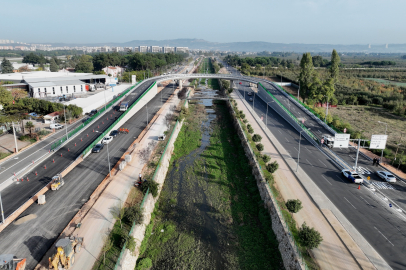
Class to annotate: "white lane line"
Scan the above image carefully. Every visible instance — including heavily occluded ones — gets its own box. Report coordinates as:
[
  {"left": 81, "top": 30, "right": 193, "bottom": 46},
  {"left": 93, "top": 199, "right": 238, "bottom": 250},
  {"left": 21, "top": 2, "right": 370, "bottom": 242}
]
[
  {"left": 336, "top": 175, "right": 345, "bottom": 183},
  {"left": 374, "top": 227, "right": 395, "bottom": 246},
  {"left": 306, "top": 159, "right": 313, "bottom": 167},
  {"left": 359, "top": 196, "right": 371, "bottom": 206},
  {"left": 305, "top": 147, "right": 311, "bottom": 153},
  {"left": 278, "top": 130, "right": 282, "bottom": 134},
  {"left": 318, "top": 130, "right": 322, "bottom": 133},
  {"left": 285, "top": 137, "right": 289, "bottom": 142},
  {"left": 349, "top": 155, "right": 355, "bottom": 160},
  {"left": 318, "top": 159, "right": 327, "bottom": 167},
  {"left": 321, "top": 175, "right": 332, "bottom": 185},
  {"left": 344, "top": 197, "right": 357, "bottom": 209},
  {"left": 294, "top": 147, "right": 298, "bottom": 152}
]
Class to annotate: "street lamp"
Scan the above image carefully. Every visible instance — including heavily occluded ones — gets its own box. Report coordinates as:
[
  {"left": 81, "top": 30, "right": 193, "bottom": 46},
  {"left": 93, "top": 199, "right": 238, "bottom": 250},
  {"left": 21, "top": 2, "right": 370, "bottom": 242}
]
[
  {"left": 296, "top": 128, "right": 310, "bottom": 172},
  {"left": 298, "top": 81, "right": 300, "bottom": 101},
  {"left": 253, "top": 91, "right": 256, "bottom": 112},
  {"left": 106, "top": 142, "right": 111, "bottom": 177},
  {"left": 63, "top": 104, "right": 68, "bottom": 139},
  {"left": 0, "top": 192, "right": 4, "bottom": 224},
  {"left": 378, "top": 121, "right": 388, "bottom": 161},
  {"left": 11, "top": 122, "right": 18, "bottom": 153},
  {"left": 266, "top": 101, "right": 274, "bottom": 126}
]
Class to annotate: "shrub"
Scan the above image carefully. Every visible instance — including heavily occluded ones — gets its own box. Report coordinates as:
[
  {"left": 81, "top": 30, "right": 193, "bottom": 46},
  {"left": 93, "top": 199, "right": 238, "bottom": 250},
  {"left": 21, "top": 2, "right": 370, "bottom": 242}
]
[
  {"left": 240, "top": 113, "right": 246, "bottom": 119},
  {"left": 142, "top": 180, "right": 159, "bottom": 197},
  {"left": 124, "top": 205, "right": 144, "bottom": 224},
  {"left": 266, "top": 161, "right": 279, "bottom": 173},
  {"left": 243, "top": 119, "right": 248, "bottom": 123},
  {"left": 286, "top": 199, "right": 303, "bottom": 213},
  {"left": 256, "top": 143, "right": 264, "bottom": 151},
  {"left": 298, "top": 222, "right": 323, "bottom": 249},
  {"left": 228, "top": 88, "right": 233, "bottom": 93},
  {"left": 252, "top": 134, "right": 262, "bottom": 142},
  {"left": 136, "top": 258, "right": 152, "bottom": 270},
  {"left": 262, "top": 154, "right": 271, "bottom": 163},
  {"left": 19, "top": 135, "right": 30, "bottom": 141},
  {"left": 248, "top": 126, "right": 254, "bottom": 134}
]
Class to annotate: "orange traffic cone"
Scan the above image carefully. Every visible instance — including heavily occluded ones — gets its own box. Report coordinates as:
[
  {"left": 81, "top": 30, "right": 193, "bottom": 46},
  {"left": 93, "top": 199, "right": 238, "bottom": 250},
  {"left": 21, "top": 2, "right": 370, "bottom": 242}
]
[{"left": 358, "top": 185, "right": 361, "bottom": 190}]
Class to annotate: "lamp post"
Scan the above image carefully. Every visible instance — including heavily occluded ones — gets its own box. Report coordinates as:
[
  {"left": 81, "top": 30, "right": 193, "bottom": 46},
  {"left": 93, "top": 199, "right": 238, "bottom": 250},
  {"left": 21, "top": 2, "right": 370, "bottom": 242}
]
[
  {"left": 378, "top": 121, "right": 388, "bottom": 161},
  {"left": 0, "top": 192, "right": 4, "bottom": 224},
  {"left": 106, "top": 142, "right": 111, "bottom": 177},
  {"left": 296, "top": 129, "right": 310, "bottom": 172},
  {"left": 298, "top": 81, "right": 300, "bottom": 101},
  {"left": 63, "top": 105, "right": 68, "bottom": 139},
  {"left": 12, "top": 122, "right": 18, "bottom": 153},
  {"left": 253, "top": 92, "right": 256, "bottom": 112},
  {"left": 266, "top": 101, "right": 273, "bottom": 126}
]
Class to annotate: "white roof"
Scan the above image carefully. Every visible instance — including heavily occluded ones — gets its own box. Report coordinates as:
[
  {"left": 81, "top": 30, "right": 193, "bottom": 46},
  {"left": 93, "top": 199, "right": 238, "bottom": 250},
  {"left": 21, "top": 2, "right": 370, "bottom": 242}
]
[
  {"left": 29, "top": 79, "right": 84, "bottom": 87},
  {"left": 0, "top": 71, "right": 107, "bottom": 82}
]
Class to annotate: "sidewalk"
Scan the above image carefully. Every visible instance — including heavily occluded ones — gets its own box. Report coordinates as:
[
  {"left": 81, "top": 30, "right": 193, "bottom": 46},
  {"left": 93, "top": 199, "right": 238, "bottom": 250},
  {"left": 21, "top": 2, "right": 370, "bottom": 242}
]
[
  {"left": 230, "top": 90, "right": 361, "bottom": 270},
  {"left": 61, "top": 88, "right": 182, "bottom": 270}
]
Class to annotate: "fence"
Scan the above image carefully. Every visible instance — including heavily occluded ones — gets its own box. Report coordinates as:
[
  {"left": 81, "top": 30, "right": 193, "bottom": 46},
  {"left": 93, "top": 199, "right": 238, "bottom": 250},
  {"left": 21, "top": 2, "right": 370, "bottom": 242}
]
[
  {"left": 50, "top": 81, "right": 144, "bottom": 151},
  {"left": 258, "top": 82, "right": 318, "bottom": 142},
  {"left": 81, "top": 81, "right": 156, "bottom": 157}
]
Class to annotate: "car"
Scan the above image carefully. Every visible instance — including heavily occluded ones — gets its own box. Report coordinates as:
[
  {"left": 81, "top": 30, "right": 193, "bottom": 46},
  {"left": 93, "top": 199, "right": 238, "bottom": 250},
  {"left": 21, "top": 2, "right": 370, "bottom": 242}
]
[
  {"left": 249, "top": 98, "right": 253, "bottom": 102},
  {"left": 247, "top": 92, "right": 253, "bottom": 96},
  {"left": 239, "top": 82, "right": 242, "bottom": 85},
  {"left": 341, "top": 169, "right": 363, "bottom": 184},
  {"left": 376, "top": 171, "right": 396, "bottom": 183},
  {"left": 50, "top": 123, "right": 64, "bottom": 130},
  {"left": 89, "top": 109, "right": 98, "bottom": 116},
  {"left": 92, "top": 144, "right": 104, "bottom": 153},
  {"left": 82, "top": 117, "right": 90, "bottom": 123},
  {"left": 110, "top": 130, "right": 119, "bottom": 137},
  {"left": 102, "top": 136, "right": 113, "bottom": 144}
]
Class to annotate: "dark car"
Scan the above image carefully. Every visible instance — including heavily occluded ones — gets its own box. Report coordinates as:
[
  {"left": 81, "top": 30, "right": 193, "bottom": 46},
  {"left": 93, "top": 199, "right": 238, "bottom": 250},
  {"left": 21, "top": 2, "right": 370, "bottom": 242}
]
[
  {"left": 110, "top": 130, "right": 119, "bottom": 137},
  {"left": 89, "top": 109, "right": 98, "bottom": 117},
  {"left": 92, "top": 144, "right": 104, "bottom": 153}
]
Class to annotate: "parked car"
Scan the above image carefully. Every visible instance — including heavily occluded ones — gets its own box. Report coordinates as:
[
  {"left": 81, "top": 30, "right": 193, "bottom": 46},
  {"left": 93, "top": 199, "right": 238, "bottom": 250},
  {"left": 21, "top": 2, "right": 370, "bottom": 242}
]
[
  {"left": 249, "top": 98, "right": 253, "bottom": 102},
  {"left": 89, "top": 109, "right": 98, "bottom": 117},
  {"left": 376, "top": 171, "right": 396, "bottom": 183},
  {"left": 110, "top": 130, "right": 119, "bottom": 137},
  {"left": 92, "top": 144, "right": 104, "bottom": 153},
  {"left": 102, "top": 136, "right": 113, "bottom": 144},
  {"left": 247, "top": 92, "right": 253, "bottom": 96},
  {"left": 82, "top": 117, "right": 90, "bottom": 123},
  {"left": 50, "top": 123, "right": 64, "bottom": 130},
  {"left": 341, "top": 169, "right": 363, "bottom": 184}
]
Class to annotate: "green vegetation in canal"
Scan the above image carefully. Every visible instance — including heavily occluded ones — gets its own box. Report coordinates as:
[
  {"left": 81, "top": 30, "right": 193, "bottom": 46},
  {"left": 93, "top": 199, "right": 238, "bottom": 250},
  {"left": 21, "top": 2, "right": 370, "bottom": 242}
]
[{"left": 138, "top": 101, "right": 283, "bottom": 269}]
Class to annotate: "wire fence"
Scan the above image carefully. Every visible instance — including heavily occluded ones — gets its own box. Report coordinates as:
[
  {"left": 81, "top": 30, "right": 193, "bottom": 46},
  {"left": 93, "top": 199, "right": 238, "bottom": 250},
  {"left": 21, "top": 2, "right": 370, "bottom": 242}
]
[
  {"left": 50, "top": 81, "right": 144, "bottom": 151},
  {"left": 81, "top": 82, "right": 156, "bottom": 157}
]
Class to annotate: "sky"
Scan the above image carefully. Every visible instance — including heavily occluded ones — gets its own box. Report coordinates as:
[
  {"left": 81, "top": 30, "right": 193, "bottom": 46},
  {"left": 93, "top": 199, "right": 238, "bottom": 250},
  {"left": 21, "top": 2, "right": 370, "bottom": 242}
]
[{"left": 0, "top": 0, "right": 404, "bottom": 45}]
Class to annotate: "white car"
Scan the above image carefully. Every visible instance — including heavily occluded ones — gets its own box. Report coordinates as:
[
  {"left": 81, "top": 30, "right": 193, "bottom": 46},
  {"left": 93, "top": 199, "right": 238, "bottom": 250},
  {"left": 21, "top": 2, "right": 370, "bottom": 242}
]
[
  {"left": 102, "top": 136, "right": 113, "bottom": 144},
  {"left": 376, "top": 171, "right": 396, "bottom": 183},
  {"left": 50, "top": 123, "right": 64, "bottom": 130}
]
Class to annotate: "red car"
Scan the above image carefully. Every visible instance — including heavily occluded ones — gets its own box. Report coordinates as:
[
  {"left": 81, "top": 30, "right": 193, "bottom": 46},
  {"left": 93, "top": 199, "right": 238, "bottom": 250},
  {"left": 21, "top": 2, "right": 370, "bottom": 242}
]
[{"left": 239, "top": 82, "right": 242, "bottom": 84}]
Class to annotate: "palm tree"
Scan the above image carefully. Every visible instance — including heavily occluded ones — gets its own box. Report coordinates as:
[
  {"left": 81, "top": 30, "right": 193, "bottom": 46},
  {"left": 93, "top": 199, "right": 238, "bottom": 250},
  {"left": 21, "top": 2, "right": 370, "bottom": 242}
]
[{"left": 25, "top": 121, "right": 34, "bottom": 134}]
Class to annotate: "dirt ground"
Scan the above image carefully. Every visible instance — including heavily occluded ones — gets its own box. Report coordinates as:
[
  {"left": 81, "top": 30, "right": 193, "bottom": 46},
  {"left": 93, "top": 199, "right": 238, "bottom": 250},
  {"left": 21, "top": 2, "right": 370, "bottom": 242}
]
[{"left": 0, "top": 134, "right": 31, "bottom": 153}]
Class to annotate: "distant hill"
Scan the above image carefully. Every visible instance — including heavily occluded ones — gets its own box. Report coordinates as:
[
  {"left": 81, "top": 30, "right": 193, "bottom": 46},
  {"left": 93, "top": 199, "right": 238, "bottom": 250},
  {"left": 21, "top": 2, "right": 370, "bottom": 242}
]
[{"left": 48, "top": 39, "right": 406, "bottom": 53}]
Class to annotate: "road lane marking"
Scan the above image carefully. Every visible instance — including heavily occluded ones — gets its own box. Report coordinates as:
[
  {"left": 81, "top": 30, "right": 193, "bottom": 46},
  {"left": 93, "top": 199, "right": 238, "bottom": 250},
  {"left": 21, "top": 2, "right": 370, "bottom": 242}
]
[
  {"left": 285, "top": 137, "right": 289, "bottom": 142},
  {"left": 359, "top": 196, "right": 371, "bottom": 206},
  {"left": 278, "top": 130, "right": 282, "bottom": 134},
  {"left": 374, "top": 227, "right": 395, "bottom": 246},
  {"left": 349, "top": 155, "right": 355, "bottom": 160},
  {"left": 294, "top": 147, "right": 298, "bottom": 152},
  {"left": 335, "top": 175, "right": 345, "bottom": 183},
  {"left": 306, "top": 159, "right": 313, "bottom": 166},
  {"left": 321, "top": 175, "right": 332, "bottom": 185},
  {"left": 344, "top": 197, "right": 356, "bottom": 209},
  {"left": 318, "top": 159, "right": 327, "bottom": 167},
  {"left": 305, "top": 147, "right": 311, "bottom": 153},
  {"left": 318, "top": 130, "right": 322, "bottom": 133}
]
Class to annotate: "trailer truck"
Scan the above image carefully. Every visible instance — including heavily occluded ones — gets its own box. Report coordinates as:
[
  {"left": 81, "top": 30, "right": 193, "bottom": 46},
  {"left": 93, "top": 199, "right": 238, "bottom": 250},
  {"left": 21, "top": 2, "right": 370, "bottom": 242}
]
[{"left": 120, "top": 102, "right": 129, "bottom": 111}]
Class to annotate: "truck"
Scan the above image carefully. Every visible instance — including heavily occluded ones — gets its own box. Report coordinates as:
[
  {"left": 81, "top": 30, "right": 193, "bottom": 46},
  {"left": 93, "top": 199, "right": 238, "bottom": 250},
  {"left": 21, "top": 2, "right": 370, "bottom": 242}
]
[
  {"left": 120, "top": 102, "right": 129, "bottom": 112},
  {"left": 341, "top": 169, "right": 364, "bottom": 184},
  {"left": 49, "top": 236, "right": 83, "bottom": 269},
  {"left": 322, "top": 134, "right": 335, "bottom": 148},
  {"left": 51, "top": 174, "right": 65, "bottom": 191},
  {"left": 0, "top": 254, "right": 26, "bottom": 270}
]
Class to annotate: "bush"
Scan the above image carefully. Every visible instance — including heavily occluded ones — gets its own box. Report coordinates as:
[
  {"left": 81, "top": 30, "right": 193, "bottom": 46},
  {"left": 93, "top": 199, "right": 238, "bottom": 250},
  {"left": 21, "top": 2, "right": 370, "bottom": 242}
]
[
  {"left": 248, "top": 126, "right": 254, "bottom": 134},
  {"left": 285, "top": 199, "right": 303, "bottom": 213},
  {"left": 136, "top": 258, "right": 152, "bottom": 270},
  {"left": 256, "top": 143, "right": 264, "bottom": 151},
  {"left": 19, "top": 135, "right": 30, "bottom": 141},
  {"left": 252, "top": 134, "right": 262, "bottom": 142},
  {"left": 262, "top": 154, "right": 271, "bottom": 163},
  {"left": 298, "top": 222, "right": 323, "bottom": 249},
  {"left": 142, "top": 180, "right": 159, "bottom": 197},
  {"left": 266, "top": 161, "right": 279, "bottom": 173},
  {"left": 124, "top": 205, "right": 144, "bottom": 225}
]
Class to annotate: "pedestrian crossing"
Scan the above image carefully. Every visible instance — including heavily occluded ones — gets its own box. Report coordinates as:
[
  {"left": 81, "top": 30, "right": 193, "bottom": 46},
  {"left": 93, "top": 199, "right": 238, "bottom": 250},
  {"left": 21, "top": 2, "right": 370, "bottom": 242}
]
[{"left": 371, "top": 181, "right": 395, "bottom": 190}]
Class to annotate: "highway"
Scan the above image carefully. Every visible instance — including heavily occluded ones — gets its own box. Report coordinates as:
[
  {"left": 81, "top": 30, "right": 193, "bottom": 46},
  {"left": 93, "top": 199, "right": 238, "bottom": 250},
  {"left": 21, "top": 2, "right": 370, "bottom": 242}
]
[
  {"left": 221, "top": 63, "right": 406, "bottom": 269},
  {"left": 0, "top": 82, "right": 177, "bottom": 269}
]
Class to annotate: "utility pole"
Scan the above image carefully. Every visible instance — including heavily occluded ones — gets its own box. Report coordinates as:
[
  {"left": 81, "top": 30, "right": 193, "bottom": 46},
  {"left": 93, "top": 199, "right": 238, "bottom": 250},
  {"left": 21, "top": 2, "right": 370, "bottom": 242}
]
[
  {"left": 378, "top": 121, "right": 388, "bottom": 162},
  {"left": 253, "top": 92, "right": 256, "bottom": 112},
  {"left": 266, "top": 101, "right": 273, "bottom": 126},
  {"left": 296, "top": 129, "right": 310, "bottom": 172},
  {"left": 298, "top": 81, "right": 300, "bottom": 101},
  {"left": 354, "top": 138, "right": 361, "bottom": 170},
  {"left": 106, "top": 142, "right": 111, "bottom": 177},
  {"left": 63, "top": 105, "right": 68, "bottom": 139},
  {"left": 0, "top": 193, "right": 4, "bottom": 224},
  {"left": 12, "top": 122, "right": 18, "bottom": 153}
]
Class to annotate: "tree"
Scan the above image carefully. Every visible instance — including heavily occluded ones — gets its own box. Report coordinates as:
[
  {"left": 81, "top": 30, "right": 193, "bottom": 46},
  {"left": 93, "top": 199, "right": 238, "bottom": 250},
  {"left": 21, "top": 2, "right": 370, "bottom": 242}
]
[
  {"left": 22, "top": 53, "right": 40, "bottom": 65},
  {"left": 262, "top": 154, "right": 271, "bottom": 163},
  {"left": 75, "top": 55, "right": 94, "bottom": 73},
  {"left": 18, "top": 65, "right": 30, "bottom": 72},
  {"left": 111, "top": 203, "right": 126, "bottom": 229},
  {"left": 1, "top": 58, "right": 14, "bottom": 74},
  {"left": 101, "top": 236, "right": 113, "bottom": 264},
  {"left": 298, "top": 222, "right": 323, "bottom": 249},
  {"left": 25, "top": 121, "right": 34, "bottom": 134},
  {"left": 266, "top": 161, "right": 279, "bottom": 173},
  {"left": 286, "top": 199, "right": 303, "bottom": 213},
  {"left": 49, "top": 59, "right": 59, "bottom": 72},
  {"left": 329, "top": 49, "right": 340, "bottom": 84},
  {"left": 298, "top": 53, "right": 314, "bottom": 102},
  {"left": 256, "top": 143, "right": 264, "bottom": 151},
  {"left": 252, "top": 134, "right": 262, "bottom": 142},
  {"left": 0, "top": 86, "right": 13, "bottom": 105}
]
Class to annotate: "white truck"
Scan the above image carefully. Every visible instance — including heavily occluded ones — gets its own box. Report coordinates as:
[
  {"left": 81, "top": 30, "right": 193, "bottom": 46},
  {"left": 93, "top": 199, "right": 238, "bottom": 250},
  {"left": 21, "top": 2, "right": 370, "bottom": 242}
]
[{"left": 120, "top": 102, "right": 129, "bottom": 112}]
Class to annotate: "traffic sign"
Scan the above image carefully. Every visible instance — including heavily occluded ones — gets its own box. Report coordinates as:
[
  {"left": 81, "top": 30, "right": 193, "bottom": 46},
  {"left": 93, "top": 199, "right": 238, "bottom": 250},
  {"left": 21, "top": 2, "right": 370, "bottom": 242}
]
[
  {"left": 344, "top": 128, "right": 347, "bottom": 133},
  {"left": 334, "top": 134, "right": 350, "bottom": 148},
  {"left": 389, "top": 203, "right": 392, "bottom": 208},
  {"left": 367, "top": 176, "right": 370, "bottom": 180},
  {"left": 370, "top": 135, "right": 388, "bottom": 149},
  {"left": 321, "top": 139, "right": 324, "bottom": 144}
]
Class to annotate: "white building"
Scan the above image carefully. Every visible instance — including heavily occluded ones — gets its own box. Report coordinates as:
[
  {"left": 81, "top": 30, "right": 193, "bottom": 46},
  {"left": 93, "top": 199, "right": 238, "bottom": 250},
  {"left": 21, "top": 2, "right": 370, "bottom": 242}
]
[
  {"left": 102, "top": 66, "right": 125, "bottom": 77},
  {"left": 112, "top": 47, "right": 123, "bottom": 52},
  {"left": 139, "top": 46, "right": 148, "bottom": 53},
  {"left": 124, "top": 47, "right": 133, "bottom": 53},
  {"left": 100, "top": 46, "right": 111, "bottom": 52},
  {"left": 150, "top": 46, "right": 161, "bottom": 53},
  {"left": 163, "top": 47, "right": 175, "bottom": 53},
  {"left": 175, "top": 47, "right": 189, "bottom": 53}
]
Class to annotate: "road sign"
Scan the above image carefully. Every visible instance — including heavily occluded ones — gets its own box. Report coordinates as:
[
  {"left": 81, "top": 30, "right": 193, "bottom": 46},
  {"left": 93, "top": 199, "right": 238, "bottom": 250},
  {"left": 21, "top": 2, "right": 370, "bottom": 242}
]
[
  {"left": 367, "top": 176, "right": 370, "bottom": 180},
  {"left": 109, "top": 84, "right": 116, "bottom": 87},
  {"left": 321, "top": 139, "right": 324, "bottom": 144},
  {"left": 333, "top": 134, "right": 350, "bottom": 148},
  {"left": 389, "top": 203, "right": 392, "bottom": 208},
  {"left": 370, "top": 135, "right": 388, "bottom": 149},
  {"left": 344, "top": 128, "right": 347, "bottom": 133}
]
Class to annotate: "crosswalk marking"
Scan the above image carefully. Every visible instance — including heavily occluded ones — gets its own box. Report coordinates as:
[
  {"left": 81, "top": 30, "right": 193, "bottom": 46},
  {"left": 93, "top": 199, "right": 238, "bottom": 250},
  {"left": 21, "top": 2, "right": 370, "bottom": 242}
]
[{"left": 371, "top": 182, "right": 395, "bottom": 190}]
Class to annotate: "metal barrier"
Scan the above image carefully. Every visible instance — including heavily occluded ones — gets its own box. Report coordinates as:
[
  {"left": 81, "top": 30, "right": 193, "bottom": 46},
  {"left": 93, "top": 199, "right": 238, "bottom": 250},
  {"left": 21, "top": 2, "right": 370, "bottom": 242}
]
[
  {"left": 50, "top": 81, "right": 144, "bottom": 151},
  {"left": 81, "top": 81, "right": 156, "bottom": 157}
]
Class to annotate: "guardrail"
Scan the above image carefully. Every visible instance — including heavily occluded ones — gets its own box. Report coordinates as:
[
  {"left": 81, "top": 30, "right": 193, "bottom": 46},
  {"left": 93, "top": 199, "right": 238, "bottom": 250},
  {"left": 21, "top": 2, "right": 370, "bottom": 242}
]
[
  {"left": 81, "top": 81, "right": 156, "bottom": 157},
  {"left": 50, "top": 81, "right": 144, "bottom": 151}
]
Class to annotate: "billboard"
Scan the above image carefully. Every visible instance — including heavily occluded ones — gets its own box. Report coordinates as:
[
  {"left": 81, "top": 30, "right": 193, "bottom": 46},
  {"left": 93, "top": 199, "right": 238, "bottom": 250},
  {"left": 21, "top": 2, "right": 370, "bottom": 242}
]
[
  {"left": 333, "top": 134, "right": 350, "bottom": 148},
  {"left": 369, "top": 135, "right": 388, "bottom": 149},
  {"left": 131, "top": 75, "right": 136, "bottom": 85}
]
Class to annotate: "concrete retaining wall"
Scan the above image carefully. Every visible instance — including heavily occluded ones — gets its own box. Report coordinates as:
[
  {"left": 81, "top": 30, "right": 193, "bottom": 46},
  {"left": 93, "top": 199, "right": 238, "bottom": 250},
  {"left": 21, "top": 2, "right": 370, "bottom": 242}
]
[
  {"left": 226, "top": 101, "right": 303, "bottom": 270},
  {"left": 119, "top": 118, "right": 185, "bottom": 270}
]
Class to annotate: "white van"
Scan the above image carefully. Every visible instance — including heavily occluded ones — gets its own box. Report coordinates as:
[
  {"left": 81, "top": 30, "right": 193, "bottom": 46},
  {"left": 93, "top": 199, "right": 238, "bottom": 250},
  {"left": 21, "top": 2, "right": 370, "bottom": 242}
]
[{"left": 50, "top": 123, "right": 64, "bottom": 130}]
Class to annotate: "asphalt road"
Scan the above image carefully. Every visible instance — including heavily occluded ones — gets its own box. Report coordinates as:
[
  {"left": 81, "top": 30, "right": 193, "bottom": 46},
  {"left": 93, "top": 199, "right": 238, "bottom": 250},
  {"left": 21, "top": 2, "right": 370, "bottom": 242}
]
[
  {"left": 233, "top": 77, "right": 406, "bottom": 270},
  {"left": 0, "top": 81, "right": 154, "bottom": 218},
  {"left": 0, "top": 82, "right": 176, "bottom": 269},
  {"left": 0, "top": 120, "right": 85, "bottom": 186}
]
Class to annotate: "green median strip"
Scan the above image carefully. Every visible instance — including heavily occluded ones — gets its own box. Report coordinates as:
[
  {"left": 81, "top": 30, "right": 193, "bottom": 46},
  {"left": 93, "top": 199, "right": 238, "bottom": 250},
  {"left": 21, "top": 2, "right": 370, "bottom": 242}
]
[{"left": 82, "top": 81, "right": 156, "bottom": 157}]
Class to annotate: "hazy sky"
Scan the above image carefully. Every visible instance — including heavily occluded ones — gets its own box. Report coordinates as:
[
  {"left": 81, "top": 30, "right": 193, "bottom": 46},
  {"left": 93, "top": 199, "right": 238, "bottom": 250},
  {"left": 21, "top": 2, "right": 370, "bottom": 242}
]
[{"left": 1, "top": 0, "right": 404, "bottom": 45}]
